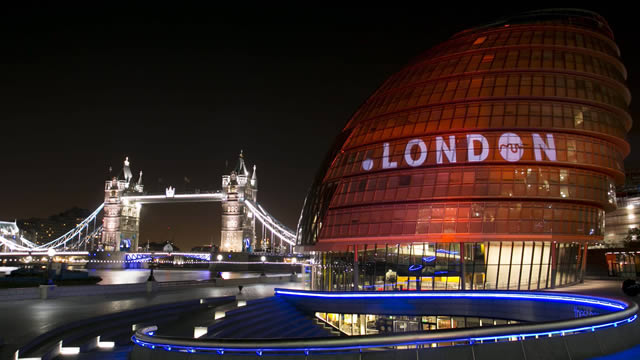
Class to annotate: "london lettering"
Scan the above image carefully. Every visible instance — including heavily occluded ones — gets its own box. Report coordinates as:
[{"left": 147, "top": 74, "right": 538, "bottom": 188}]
[{"left": 363, "top": 133, "right": 556, "bottom": 171}]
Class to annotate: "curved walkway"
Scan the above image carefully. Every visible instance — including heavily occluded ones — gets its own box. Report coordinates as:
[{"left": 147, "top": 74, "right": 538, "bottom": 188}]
[{"left": 548, "top": 280, "right": 640, "bottom": 359}]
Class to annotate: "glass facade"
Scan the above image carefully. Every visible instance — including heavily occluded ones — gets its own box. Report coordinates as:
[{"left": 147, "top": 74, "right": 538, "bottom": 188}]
[
  {"left": 311, "top": 241, "right": 585, "bottom": 291},
  {"left": 315, "top": 312, "right": 520, "bottom": 336},
  {"left": 606, "top": 251, "right": 640, "bottom": 278},
  {"left": 298, "top": 9, "right": 631, "bottom": 290}
]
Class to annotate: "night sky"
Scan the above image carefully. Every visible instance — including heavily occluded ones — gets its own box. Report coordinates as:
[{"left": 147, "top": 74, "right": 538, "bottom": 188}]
[{"left": 2, "top": 4, "right": 639, "bottom": 250}]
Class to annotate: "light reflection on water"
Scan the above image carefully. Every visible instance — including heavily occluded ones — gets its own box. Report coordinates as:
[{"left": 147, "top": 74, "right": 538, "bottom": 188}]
[{"left": 88, "top": 269, "right": 269, "bottom": 285}]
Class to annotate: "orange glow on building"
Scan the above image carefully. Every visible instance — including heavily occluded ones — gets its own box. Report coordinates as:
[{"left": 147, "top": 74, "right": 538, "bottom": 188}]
[{"left": 298, "top": 9, "right": 631, "bottom": 291}]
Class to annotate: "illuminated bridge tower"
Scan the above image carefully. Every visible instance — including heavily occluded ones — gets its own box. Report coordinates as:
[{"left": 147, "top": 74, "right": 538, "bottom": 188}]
[
  {"left": 221, "top": 151, "right": 258, "bottom": 252},
  {"left": 101, "top": 157, "right": 144, "bottom": 251}
]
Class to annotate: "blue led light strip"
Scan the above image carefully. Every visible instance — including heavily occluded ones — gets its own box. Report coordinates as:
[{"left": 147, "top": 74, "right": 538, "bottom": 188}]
[
  {"left": 131, "top": 290, "right": 635, "bottom": 355},
  {"left": 274, "top": 289, "right": 626, "bottom": 310},
  {"left": 132, "top": 314, "right": 637, "bottom": 353}
]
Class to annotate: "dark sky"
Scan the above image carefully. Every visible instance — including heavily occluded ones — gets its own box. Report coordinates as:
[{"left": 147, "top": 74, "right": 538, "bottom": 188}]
[{"left": 1, "top": 4, "right": 638, "bottom": 250}]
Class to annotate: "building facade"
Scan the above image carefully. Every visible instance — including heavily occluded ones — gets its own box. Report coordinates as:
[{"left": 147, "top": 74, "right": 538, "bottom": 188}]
[
  {"left": 17, "top": 207, "right": 92, "bottom": 246},
  {"left": 603, "top": 170, "right": 640, "bottom": 247},
  {"left": 220, "top": 151, "right": 258, "bottom": 252},
  {"left": 298, "top": 9, "right": 631, "bottom": 291}
]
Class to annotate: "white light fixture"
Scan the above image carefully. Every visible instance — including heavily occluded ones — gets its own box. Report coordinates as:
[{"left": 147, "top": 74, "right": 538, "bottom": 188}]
[
  {"left": 47, "top": 248, "right": 56, "bottom": 258},
  {"left": 98, "top": 341, "right": 114, "bottom": 349},
  {"left": 97, "top": 336, "right": 115, "bottom": 349},
  {"left": 60, "top": 346, "right": 80, "bottom": 355},
  {"left": 628, "top": 204, "right": 635, "bottom": 210},
  {"left": 216, "top": 254, "right": 223, "bottom": 261},
  {"left": 260, "top": 256, "right": 266, "bottom": 262},
  {"left": 194, "top": 327, "right": 207, "bottom": 338}
]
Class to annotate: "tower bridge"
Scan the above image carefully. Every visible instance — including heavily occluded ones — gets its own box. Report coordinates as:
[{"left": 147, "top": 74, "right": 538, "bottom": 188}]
[{"left": 0, "top": 152, "right": 296, "bottom": 255}]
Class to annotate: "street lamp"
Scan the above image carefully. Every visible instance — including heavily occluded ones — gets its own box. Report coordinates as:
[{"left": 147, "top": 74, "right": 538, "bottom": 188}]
[
  {"left": 260, "top": 256, "right": 267, "bottom": 277},
  {"left": 147, "top": 255, "right": 156, "bottom": 282},
  {"left": 46, "top": 248, "right": 56, "bottom": 285}
]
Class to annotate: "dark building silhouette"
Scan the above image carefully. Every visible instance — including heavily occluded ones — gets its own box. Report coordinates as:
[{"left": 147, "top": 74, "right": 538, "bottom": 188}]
[{"left": 19, "top": 207, "right": 93, "bottom": 245}]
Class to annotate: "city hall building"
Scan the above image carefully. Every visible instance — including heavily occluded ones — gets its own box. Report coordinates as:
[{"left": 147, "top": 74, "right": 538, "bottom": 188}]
[{"left": 297, "top": 9, "right": 631, "bottom": 291}]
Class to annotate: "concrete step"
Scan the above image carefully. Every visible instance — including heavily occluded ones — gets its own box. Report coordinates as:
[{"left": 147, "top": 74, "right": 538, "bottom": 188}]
[
  {"left": 227, "top": 306, "right": 310, "bottom": 338},
  {"left": 223, "top": 297, "right": 281, "bottom": 318},
  {"left": 20, "top": 297, "right": 233, "bottom": 360},
  {"left": 56, "top": 345, "right": 133, "bottom": 360},
  {"left": 267, "top": 315, "right": 329, "bottom": 338},
  {"left": 213, "top": 306, "right": 287, "bottom": 338},
  {"left": 205, "top": 299, "right": 285, "bottom": 335}
]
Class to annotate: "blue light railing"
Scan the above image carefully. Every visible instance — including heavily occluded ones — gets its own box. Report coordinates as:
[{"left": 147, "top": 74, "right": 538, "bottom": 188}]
[{"left": 131, "top": 290, "right": 637, "bottom": 356}]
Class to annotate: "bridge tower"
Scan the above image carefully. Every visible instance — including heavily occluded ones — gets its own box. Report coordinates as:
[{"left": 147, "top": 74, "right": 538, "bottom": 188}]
[
  {"left": 101, "top": 157, "right": 144, "bottom": 251},
  {"left": 220, "top": 151, "right": 257, "bottom": 252}
]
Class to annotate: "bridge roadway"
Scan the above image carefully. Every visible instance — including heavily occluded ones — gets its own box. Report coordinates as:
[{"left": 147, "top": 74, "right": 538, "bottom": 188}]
[{"left": 0, "top": 280, "right": 304, "bottom": 359}]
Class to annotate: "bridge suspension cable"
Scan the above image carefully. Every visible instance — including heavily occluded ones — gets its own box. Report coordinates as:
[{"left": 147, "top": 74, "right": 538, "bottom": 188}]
[
  {"left": 30, "top": 203, "right": 104, "bottom": 250},
  {"left": 0, "top": 236, "right": 33, "bottom": 251},
  {"left": 1, "top": 203, "right": 105, "bottom": 252},
  {"left": 244, "top": 199, "right": 296, "bottom": 246}
]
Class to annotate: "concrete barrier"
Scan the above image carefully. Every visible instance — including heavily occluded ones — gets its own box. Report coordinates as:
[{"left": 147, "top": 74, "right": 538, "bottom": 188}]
[
  {"left": 0, "top": 274, "right": 301, "bottom": 301},
  {"left": 39, "top": 285, "right": 57, "bottom": 299},
  {"left": 0, "top": 287, "right": 39, "bottom": 301},
  {"left": 212, "top": 274, "right": 302, "bottom": 288}
]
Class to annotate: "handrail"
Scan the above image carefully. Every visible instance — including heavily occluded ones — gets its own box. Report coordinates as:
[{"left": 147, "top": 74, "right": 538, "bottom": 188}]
[{"left": 132, "top": 291, "right": 638, "bottom": 354}]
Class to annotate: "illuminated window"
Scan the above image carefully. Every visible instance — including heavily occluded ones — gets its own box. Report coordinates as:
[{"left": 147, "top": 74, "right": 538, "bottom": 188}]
[{"left": 473, "top": 36, "right": 487, "bottom": 45}]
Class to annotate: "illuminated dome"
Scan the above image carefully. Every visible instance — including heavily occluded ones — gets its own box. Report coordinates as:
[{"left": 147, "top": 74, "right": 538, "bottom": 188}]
[{"left": 299, "top": 9, "right": 631, "bottom": 291}]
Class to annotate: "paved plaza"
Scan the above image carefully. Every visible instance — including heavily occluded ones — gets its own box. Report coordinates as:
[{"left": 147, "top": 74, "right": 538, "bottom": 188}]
[{"left": 2, "top": 279, "right": 639, "bottom": 359}]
